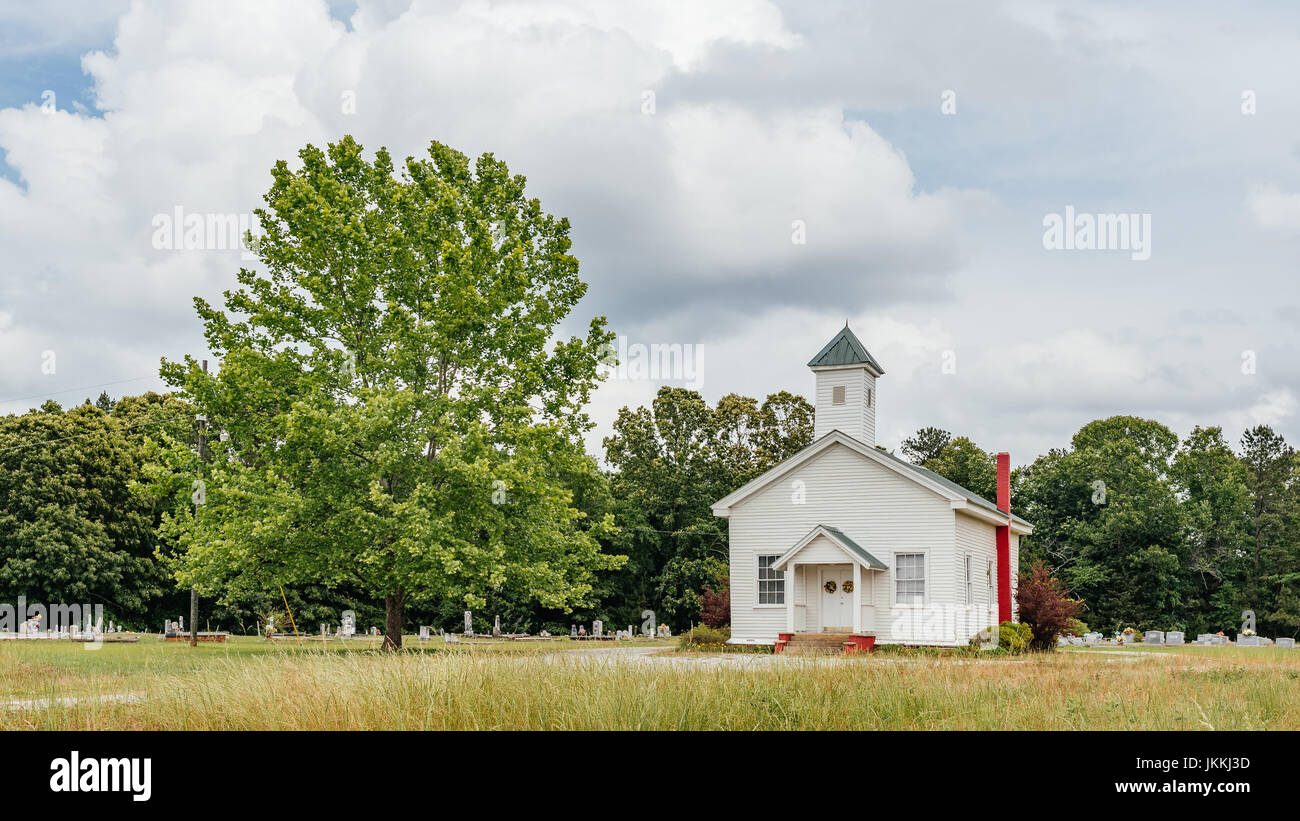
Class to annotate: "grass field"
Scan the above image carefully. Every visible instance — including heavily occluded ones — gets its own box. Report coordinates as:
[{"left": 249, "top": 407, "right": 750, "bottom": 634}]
[{"left": 3, "top": 637, "right": 1299, "bottom": 730}]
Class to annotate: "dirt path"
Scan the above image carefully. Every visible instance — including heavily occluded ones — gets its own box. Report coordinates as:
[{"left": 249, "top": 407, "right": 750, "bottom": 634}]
[{"left": 4, "top": 692, "right": 143, "bottom": 711}]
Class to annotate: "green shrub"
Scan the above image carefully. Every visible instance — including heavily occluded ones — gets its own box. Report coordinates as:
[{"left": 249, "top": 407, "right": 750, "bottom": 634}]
[
  {"left": 678, "top": 625, "right": 730, "bottom": 650},
  {"left": 993, "top": 621, "right": 1032, "bottom": 654}
]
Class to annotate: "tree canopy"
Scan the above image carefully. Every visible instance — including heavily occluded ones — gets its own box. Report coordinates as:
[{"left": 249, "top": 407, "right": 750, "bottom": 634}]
[{"left": 155, "top": 136, "right": 621, "bottom": 647}]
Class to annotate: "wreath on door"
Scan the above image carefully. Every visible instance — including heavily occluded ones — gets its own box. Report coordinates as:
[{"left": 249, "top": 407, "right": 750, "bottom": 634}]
[
  {"left": 843, "top": 580, "right": 854, "bottom": 593},
  {"left": 823, "top": 580, "right": 837, "bottom": 593}
]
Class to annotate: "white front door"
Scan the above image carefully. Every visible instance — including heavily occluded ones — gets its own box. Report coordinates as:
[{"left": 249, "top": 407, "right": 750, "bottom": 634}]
[{"left": 820, "top": 565, "right": 852, "bottom": 631}]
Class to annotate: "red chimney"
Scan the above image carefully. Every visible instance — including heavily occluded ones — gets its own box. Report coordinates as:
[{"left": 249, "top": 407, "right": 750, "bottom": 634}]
[{"left": 996, "top": 452, "right": 1012, "bottom": 623}]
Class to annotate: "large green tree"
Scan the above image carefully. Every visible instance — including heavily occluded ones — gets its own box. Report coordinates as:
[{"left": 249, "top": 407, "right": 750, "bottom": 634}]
[
  {"left": 1239, "top": 425, "right": 1300, "bottom": 635},
  {"left": 1018, "top": 416, "right": 1186, "bottom": 632},
  {"left": 156, "top": 136, "right": 621, "bottom": 648},
  {"left": 0, "top": 400, "right": 180, "bottom": 626},
  {"left": 1169, "top": 426, "right": 1252, "bottom": 633}
]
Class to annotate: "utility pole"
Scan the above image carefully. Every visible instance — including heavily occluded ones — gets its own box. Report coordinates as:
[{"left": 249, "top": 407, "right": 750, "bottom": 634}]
[{"left": 190, "top": 358, "right": 207, "bottom": 648}]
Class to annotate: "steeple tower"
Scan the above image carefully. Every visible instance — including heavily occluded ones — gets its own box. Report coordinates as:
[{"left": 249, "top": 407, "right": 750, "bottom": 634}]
[{"left": 808, "top": 324, "right": 885, "bottom": 445}]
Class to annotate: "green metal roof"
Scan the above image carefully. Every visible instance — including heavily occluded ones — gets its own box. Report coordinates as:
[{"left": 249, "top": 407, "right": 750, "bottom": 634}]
[
  {"left": 807, "top": 325, "right": 885, "bottom": 373},
  {"left": 819, "top": 525, "right": 889, "bottom": 570}
]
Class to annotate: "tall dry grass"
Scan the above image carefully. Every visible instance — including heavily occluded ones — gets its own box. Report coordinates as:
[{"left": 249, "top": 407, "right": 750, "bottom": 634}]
[{"left": 5, "top": 644, "right": 1300, "bottom": 730}]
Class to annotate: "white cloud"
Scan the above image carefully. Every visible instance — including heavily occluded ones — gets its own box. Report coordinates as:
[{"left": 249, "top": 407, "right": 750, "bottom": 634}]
[
  {"left": 1248, "top": 183, "right": 1300, "bottom": 233},
  {"left": 1, "top": 0, "right": 1298, "bottom": 461}
]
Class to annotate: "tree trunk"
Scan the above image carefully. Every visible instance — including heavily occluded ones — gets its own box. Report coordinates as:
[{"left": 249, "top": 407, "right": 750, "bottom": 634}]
[{"left": 383, "top": 591, "right": 404, "bottom": 651}]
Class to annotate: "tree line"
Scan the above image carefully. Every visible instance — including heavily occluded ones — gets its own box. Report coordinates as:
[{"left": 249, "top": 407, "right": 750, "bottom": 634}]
[{"left": 5, "top": 384, "right": 1293, "bottom": 638}]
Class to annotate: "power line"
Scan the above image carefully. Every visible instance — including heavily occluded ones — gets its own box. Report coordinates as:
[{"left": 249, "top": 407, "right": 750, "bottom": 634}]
[{"left": 0, "top": 375, "right": 160, "bottom": 405}]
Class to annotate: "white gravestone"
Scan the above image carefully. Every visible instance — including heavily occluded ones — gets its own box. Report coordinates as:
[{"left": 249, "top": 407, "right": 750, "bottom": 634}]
[
  {"left": 593, "top": 620, "right": 603, "bottom": 638},
  {"left": 493, "top": 615, "right": 501, "bottom": 637},
  {"left": 1276, "top": 637, "right": 1295, "bottom": 649},
  {"left": 419, "top": 625, "right": 430, "bottom": 641},
  {"left": 1144, "top": 630, "right": 1164, "bottom": 645},
  {"left": 464, "top": 611, "right": 473, "bottom": 636},
  {"left": 1165, "top": 631, "right": 1185, "bottom": 645}
]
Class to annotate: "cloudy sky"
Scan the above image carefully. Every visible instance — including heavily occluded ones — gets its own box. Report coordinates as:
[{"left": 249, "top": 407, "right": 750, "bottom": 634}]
[{"left": 1, "top": 0, "right": 1297, "bottom": 464}]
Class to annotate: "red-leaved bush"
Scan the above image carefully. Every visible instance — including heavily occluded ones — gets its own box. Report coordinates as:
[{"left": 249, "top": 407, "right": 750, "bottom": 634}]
[
  {"left": 1015, "top": 562, "right": 1081, "bottom": 650},
  {"left": 700, "top": 573, "right": 730, "bottom": 629}
]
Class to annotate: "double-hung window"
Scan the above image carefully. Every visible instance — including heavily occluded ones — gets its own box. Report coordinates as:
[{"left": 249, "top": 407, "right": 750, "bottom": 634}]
[
  {"left": 757, "top": 555, "right": 785, "bottom": 605},
  {"left": 895, "top": 553, "right": 925, "bottom": 605}
]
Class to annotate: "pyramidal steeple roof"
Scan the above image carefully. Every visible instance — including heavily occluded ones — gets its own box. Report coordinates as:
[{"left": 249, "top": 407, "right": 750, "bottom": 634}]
[{"left": 807, "top": 324, "right": 885, "bottom": 374}]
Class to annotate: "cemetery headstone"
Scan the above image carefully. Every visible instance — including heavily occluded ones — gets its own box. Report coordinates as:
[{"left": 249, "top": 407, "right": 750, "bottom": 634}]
[
  {"left": 1165, "top": 631, "right": 1185, "bottom": 645},
  {"left": 419, "top": 625, "right": 430, "bottom": 641},
  {"left": 1276, "top": 637, "right": 1295, "bottom": 649},
  {"left": 493, "top": 615, "right": 501, "bottom": 637},
  {"left": 464, "top": 611, "right": 473, "bottom": 636},
  {"left": 1196, "top": 634, "right": 1214, "bottom": 644},
  {"left": 1144, "top": 630, "right": 1164, "bottom": 645},
  {"left": 341, "top": 611, "right": 356, "bottom": 637},
  {"left": 570, "top": 624, "right": 577, "bottom": 637},
  {"left": 593, "top": 620, "right": 603, "bottom": 638},
  {"left": 1238, "top": 635, "right": 1262, "bottom": 646}
]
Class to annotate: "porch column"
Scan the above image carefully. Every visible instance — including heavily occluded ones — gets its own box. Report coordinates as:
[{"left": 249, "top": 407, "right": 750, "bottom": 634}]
[
  {"left": 851, "top": 562, "right": 862, "bottom": 633},
  {"left": 786, "top": 562, "right": 796, "bottom": 632}
]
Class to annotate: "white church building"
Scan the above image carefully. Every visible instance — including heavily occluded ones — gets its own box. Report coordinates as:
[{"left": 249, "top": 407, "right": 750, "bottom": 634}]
[{"left": 712, "top": 326, "right": 1032, "bottom": 649}]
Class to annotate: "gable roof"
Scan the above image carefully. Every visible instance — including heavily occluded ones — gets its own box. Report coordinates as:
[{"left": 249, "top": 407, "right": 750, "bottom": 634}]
[
  {"left": 874, "top": 446, "right": 1032, "bottom": 528},
  {"left": 773, "top": 524, "right": 889, "bottom": 571},
  {"left": 807, "top": 325, "right": 885, "bottom": 374},
  {"left": 712, "top": 429, "right": 1033, "bottom": 533}
]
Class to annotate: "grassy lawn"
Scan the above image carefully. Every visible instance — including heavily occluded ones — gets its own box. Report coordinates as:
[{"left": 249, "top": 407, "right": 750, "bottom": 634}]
[{"left": 3, "top": 637, "right": 1298, "bottom": 730}]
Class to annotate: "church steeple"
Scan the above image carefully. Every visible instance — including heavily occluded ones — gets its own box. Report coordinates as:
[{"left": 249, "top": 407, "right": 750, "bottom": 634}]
[{"left": 809, "top": 325, "right": 884, "bottom": 445}]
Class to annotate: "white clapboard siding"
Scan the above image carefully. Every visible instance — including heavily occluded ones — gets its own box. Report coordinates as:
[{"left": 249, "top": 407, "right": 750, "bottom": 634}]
[
  {"left": 728, "top": 441, "right": 957, "bottom": 645},
  {"left": 812, "top": 368, "right": 877, "bottom": 446},
  {"left": 955, "top": 511, "right": 1000, "bottom": 639}
]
